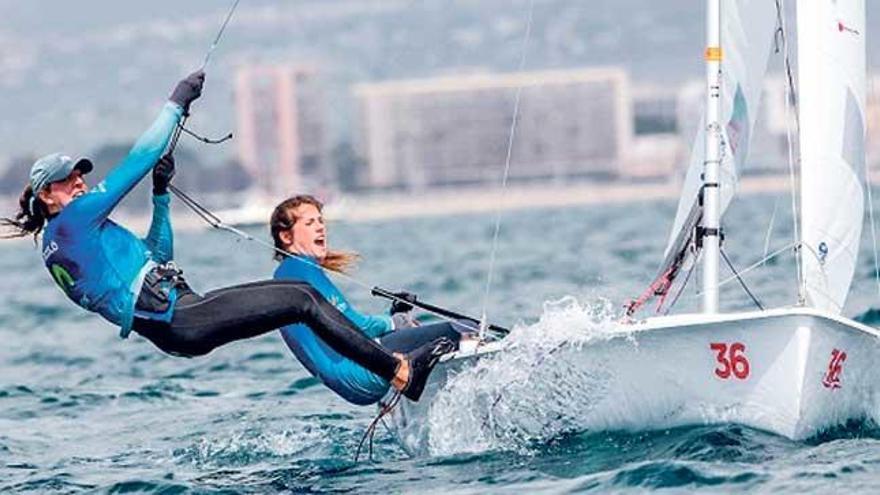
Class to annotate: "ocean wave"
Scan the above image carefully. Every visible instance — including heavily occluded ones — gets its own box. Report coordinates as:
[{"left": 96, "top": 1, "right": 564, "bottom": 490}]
[
  {"left": 11, "top": 351, "right": 94, "bottom": 368},
  {"left": 608, "top": 460, "right": 764, "bottom": 489},
  {"left": 174, "top": 426, "right": 331, "bottom": 468}
]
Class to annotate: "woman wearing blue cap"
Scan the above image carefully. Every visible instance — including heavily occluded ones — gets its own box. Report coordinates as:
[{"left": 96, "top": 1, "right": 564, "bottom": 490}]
[{"left": 1, "top": 72, "right": 450, "bottom": 402}]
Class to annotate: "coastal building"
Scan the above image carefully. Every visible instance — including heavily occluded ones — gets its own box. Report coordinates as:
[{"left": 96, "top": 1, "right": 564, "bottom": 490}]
[
  {"left": 633, "top": 86, "right": 678, "bottom": 136},
  {"left": 354, "top": 68, "right": 632, "bottom": 190},
  {"left": 624, "top": 85, "right": 683, "bottom": 179},
  {"left": 234, "top": 64, "right": 327, "bottom": 200}
]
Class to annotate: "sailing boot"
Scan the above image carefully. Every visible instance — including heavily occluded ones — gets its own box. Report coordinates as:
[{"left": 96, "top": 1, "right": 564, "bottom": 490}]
[{"left": 402, "top": 337, "right": 456, "bottom": 401}]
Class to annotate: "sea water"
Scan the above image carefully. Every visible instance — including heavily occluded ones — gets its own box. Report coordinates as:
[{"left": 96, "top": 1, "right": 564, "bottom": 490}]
[{"left": 3, "top": 192, "right": 880, "bottom": 493}]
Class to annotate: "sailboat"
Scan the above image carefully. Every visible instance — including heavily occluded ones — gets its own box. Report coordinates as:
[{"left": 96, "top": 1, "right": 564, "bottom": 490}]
[{"left": 383, "top": 0, "right": 878, "bottom": 456}]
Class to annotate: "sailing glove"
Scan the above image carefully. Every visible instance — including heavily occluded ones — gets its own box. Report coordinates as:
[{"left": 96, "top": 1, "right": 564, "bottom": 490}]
[
  {"left": 169, "top": 70, "right": 205, "bottom": 114},
  {"left": 152, "top": 154, "right": 176, "bottom": 195},
  {"left": 389, "top": 291, "right": 417, "bottom": 314}
]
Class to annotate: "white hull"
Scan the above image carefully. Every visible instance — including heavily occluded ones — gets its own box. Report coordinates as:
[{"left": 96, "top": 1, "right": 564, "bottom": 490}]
[{"left": 386, "top": 308, "right": 880, "bottom": 456}]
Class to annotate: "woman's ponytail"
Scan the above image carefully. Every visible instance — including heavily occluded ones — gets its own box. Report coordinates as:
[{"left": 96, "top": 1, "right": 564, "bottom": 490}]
[{"left": 1, "top": 184, "right": 48, "bottom": 242}]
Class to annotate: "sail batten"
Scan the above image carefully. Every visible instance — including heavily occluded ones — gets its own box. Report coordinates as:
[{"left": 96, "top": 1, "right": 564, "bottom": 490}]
[{"left": 797, "top": 0, "right": 866, "bottom": 314}]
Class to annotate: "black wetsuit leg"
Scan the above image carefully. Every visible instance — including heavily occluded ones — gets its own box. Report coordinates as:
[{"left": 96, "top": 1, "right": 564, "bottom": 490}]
[
  {"left": 132, "top": 280, "right": 399, "bottom": 381},
  {"left": 379, "top": 321, "right": 469, "bottom": 354}
]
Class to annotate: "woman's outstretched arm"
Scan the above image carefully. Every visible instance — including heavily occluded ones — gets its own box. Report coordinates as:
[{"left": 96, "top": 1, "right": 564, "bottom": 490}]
[
  {"left": 68, "top": 72, "right": 203, "bottom": 229},
  {"left": 70, "top": 103, "right": 183, "bottom": 229}
]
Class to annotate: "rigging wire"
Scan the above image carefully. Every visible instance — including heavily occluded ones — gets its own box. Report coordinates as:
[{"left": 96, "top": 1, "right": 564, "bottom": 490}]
[
  {"left": 168, "top": 185, "right": 493, "bottom": 336},
  {"left": 686, "top": 242, "right": 800, "bottom": 301},
  {"left": 479, "top": 0, "right": 536, "bottom": 340},
  {"left": 631, "top": 3, "right": 799, "bottom": 317},
  {"left": 716, "top": 242, "right": 799, "bottom": 291},
  {"left": 865, "top": 75, "right": 880, "bottom": 299},
  {"left": 163, "top": 0, "right": 518, "bottom": 339},
  {"left": 178, "top": 125, "right": 233, "bottom": 145},
  {"left": 168, "top": 0, "right": 241, "bottom": 156},
  {"left": 663, "top": 251, "right": 700, "bottom": 315},
  {"left": 775, "top": 0, "right": 805, "bottom": 303},
  {"left": 160, "top": 0, "right": 526, "bottom": 462},
  {"left": 761, "top": 197, "right": 780, "bottom": 265},
  {"left": 641, "top": 242, "right": 768, "bottom": 315},
  {"left": 355, "top": 391, "right": 402, "bottom": 462},
  {"left": 200, "top": 0, "right": 242, "bottom": 71},
  {"left": 720, "top": 248, "right": 764, "bottom": 310},
  {"left": 662, "top": 242, "right": 800, "bottom": 311}
]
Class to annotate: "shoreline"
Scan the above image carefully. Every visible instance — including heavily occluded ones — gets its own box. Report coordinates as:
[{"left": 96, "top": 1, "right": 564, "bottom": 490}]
[
  {"left": 0, "top": 173, "right": 858, "bottom": 236},
  {"left": 325, "top": 174, "right": 796, "bottom": 223}
]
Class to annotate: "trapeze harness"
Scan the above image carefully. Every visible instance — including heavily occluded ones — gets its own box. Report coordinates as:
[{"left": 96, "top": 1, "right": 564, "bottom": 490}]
[
  {"left": 276, "top": 255, "right": 469, "bottom": 405},
  {"left": 39, "top": 101, "right": 404, "bottom": 386}
]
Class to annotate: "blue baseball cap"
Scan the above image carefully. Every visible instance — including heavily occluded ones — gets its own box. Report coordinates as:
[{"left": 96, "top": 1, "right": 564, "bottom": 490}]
[{"left": 30, "top": 153, "right": 94, "bottom": 193}]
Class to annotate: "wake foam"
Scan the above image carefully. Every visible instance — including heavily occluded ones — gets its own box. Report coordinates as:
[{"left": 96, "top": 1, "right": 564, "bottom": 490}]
[{"left": 424, "top": 296, "right": 633, "bottom": 456}]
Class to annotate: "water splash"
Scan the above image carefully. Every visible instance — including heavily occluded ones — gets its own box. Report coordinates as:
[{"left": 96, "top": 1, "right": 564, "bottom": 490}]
[{"left": 425, "top": 296, "right": 633, "bottom": 456}]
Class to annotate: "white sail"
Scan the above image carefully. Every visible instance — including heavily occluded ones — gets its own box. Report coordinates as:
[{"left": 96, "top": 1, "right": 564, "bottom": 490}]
[
  {"left": 664, "top": 0, "right": 777, "bottom": 257},
  {"left": 797, "top": 0, "right": 866, "bottom": 314}
]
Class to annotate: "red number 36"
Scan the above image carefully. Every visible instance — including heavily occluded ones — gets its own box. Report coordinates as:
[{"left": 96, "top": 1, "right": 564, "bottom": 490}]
[{"left": 709, "top": 342, "right": 750, "bottom": 380}]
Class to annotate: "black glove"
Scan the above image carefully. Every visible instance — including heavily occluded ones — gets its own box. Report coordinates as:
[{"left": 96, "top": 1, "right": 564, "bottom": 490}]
[
  {"left": 169, "top": 70, "right": 205, "bottom": 114},
  {"left": 152, "top": 154, "right": 175, "bottom": 195},
  {"left": 390, "top": 291, "right": 417, "bottom": 315}
]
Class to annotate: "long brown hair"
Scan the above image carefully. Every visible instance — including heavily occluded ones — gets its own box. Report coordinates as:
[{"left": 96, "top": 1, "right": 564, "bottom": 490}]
[
  {"left": 270, "top": 194, "right": 359, "bottom": 273},
  {"left": 1, "top": 184, "right": 48, "bottom": 243}
]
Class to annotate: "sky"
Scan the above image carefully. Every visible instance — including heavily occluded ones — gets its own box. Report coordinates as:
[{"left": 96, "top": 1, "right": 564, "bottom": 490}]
[{"left": 0, "top": 0, "right": 877, "bottom": 171}]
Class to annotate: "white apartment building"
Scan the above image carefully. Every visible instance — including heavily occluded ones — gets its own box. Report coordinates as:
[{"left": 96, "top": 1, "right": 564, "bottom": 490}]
[
  {"left": 355, "top": 68, "right": 632, "bottom": 189},
  {"left": 234, "top": 64, "right": 327, "bottom": 200}
]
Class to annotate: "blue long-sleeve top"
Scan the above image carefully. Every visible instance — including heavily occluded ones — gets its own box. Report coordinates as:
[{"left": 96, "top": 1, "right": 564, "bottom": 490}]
[
  {"left": 274, "top": 255, "right": 394, "bottom": 405},
  {"left": 41, "top": 102, "right": 184, "bottom": 338}
]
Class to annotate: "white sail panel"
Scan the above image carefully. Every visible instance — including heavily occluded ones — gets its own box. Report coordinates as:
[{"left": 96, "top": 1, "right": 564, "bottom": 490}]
[
  {"left": 797, "top": 0, "right": 866, "bottom": 313},
  {"left": 664, "top": 0, "right": 777, "bottom": 257}
]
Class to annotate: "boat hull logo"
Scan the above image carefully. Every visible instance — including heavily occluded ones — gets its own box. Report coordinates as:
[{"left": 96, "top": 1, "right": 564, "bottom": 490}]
[{"left": 822, "top": 348, "right": 847, "bottom": 389}]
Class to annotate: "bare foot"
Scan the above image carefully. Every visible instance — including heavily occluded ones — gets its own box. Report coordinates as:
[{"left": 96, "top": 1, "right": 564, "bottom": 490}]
[{"left": 391, "top": 353, "right": 410, "bottom": 391}]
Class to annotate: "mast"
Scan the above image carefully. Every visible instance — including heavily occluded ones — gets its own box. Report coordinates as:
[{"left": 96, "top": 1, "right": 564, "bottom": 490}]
[{"left": 702, "top": 0, "right": 722, "bottom": 313}]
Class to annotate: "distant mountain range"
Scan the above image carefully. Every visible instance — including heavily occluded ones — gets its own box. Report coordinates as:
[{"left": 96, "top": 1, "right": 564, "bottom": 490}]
[{"left": 1, "top": 0, "right": 878, "bottom": 175}]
